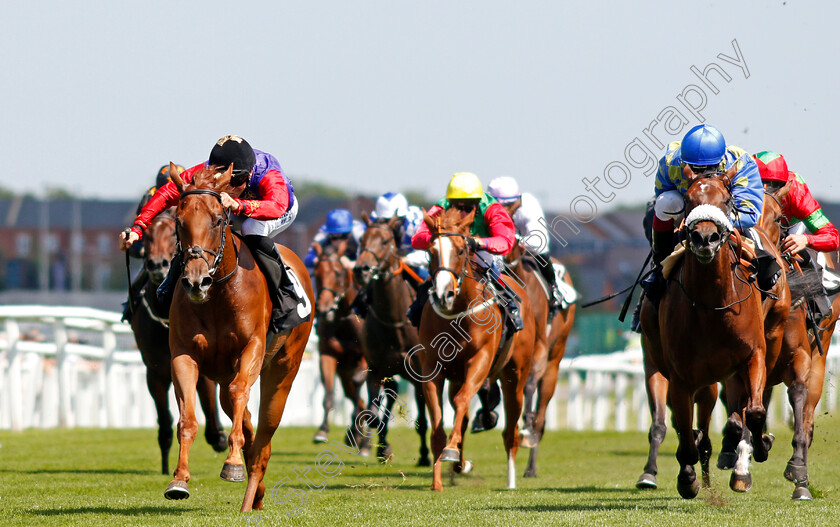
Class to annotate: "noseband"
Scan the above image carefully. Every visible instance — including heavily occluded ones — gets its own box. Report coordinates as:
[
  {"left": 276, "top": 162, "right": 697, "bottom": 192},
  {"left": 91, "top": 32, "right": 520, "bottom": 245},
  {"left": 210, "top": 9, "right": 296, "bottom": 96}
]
[
  {"left": 430, "top": 232, "right": 471, "bottom": 291},
  {"left": 359, "top": 223, "right": 398, "bottom": 281},
  {"left": 317, "top": 258, "right": 348, "bottom": 314},
  {"left": 177, "top": 188, "right": 238, "bottom": 284}
]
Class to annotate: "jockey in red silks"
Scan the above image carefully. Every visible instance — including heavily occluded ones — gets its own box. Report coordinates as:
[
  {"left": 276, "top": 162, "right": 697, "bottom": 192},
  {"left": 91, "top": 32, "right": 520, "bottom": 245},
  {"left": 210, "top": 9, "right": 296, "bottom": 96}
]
[
  {"left": 755, "top": 150, "right": 839, "bottom": 320},
  {"left": 119, "top": 135, "right": 303, "bottom": 332},
  {"left": 407, "top": 172, "right": 521, "bottom": 332}
]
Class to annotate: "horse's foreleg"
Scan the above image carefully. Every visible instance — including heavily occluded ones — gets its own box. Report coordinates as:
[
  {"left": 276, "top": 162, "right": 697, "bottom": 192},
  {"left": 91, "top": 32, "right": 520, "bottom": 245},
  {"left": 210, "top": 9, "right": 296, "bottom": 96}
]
[
  {"left": 145, "top": 369, "right": 173, "bottom": 475},
  {"left": 412, "top": 381, "right": 431, "bottom": 466},
  {"left": 501, "top": 359, "right": 530, "bottom": 490},
  {"left": 196, "top": 376, "right": 228, "bottom": 453},
  {"left": 524, "top": 355, "right": 562, "bottom": 478},
  {"left": 444, "top": 364, "right": 487, "bottom": 464},
  {"left": 718, "top": 380, "right": 741, "bottom": 470},
  {"left": 695, "top": 384, "right": 718, "bottom": 488},
  {"left": 375, "top": 378, "right": 398, "bottom": 462},
  {"left": 221, "top": 340, "right": 262, "bottom": 483},
  {"left": 315, "top": 353, "right": 338, "bottom": 443},
  {"left": 637, "top": 370, "right": 668, "bottom": 489},
  {"left": 422, "top": 376, "right": 446, "bottom": 491},
  {"left": 242, "top": 357, "right": 302, "bottom": 513},
  {"left": 337, "top": 366, "right": 368, "bottom": 454},
  {"left": 165, "top": 354, "right": 199, "bottom": 500},
  {"left": 743, "top": 352, "right": 770, "bottom": 463},
  {"left": 669, "top": 382, "right": 699, "bottom": 499}
]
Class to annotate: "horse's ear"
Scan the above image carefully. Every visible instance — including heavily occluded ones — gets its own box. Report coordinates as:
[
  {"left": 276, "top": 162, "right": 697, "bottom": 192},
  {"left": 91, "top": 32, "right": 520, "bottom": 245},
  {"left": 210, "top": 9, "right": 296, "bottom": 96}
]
[
  {"left": 215, "top": 164, "right": 233, "bottom": 191},
  {"left": 423, "top": 209, "right": 436, "bottom": 233},
  {"left": 313, "top": 242, "right": 323, "bottom": 258},
  {"left": 170, "top": 162, "right": 187, "bottom": 193},
  {"left": 458, "top": 208, "right": 477, "bottom": 232},
  {"left": 361, "top": 210, "right": 371, "bottom": 227},
  {"left": 776, "top": 180, "right": 793, "bottom": 201},
  {"left": 683, "top": 164, "right": 696, "bottom": 182}
]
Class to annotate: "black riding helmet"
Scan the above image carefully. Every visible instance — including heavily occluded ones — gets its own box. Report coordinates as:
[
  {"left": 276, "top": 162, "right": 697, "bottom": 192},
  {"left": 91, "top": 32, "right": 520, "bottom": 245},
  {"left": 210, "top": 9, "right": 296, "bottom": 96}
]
[{"left": 209, "top": 135, "right": 256, "bottom": 185}]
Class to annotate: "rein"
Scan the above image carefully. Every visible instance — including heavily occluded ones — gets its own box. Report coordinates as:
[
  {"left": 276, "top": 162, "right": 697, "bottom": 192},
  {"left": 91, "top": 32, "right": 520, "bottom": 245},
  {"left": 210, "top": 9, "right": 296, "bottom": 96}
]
[
  {"left": 674, "top": 238, "right": 756, "bottom": 311},
  {"left": 177, "top": 188, "right": 239, "bottom": 286}
]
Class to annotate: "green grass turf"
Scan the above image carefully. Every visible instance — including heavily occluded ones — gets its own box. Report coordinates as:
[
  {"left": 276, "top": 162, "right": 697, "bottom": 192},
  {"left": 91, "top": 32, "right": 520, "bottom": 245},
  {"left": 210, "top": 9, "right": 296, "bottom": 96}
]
[{"left": 3, "top": 412, "right": 840, "bottom": 526}]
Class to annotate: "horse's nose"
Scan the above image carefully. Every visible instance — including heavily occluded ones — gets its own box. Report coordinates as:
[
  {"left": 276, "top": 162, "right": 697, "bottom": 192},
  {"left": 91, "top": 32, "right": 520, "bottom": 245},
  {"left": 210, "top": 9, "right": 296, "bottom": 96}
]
[
  {"left": 690, "top": 230, "right": 721, "bottom": 248},
  {"left": 443, "top": 289, "right": 456, "bottom": 307},
  {"left": 200, "top": 276, "right": 213, "bottom": 289}
]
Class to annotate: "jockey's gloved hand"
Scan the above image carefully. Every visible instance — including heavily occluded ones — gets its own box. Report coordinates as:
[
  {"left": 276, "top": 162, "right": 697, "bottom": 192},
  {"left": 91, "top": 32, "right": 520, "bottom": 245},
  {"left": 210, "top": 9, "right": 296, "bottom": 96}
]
[{"left": 466, "top": 237, "right": 484, "bottom": 252}]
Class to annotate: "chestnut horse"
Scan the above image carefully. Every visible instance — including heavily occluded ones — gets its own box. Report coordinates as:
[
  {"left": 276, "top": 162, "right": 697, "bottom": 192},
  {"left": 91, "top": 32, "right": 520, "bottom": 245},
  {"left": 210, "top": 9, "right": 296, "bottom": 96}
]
[
  {"left": 717, "top": 183, "right": 838, "bottom": 499},
  {"left": 311, "top": 239, "right": 369, "bottom": 453},
  {"left": 354, "top": 213, "right": 430, "bottom": 465},
  {"left": 418, "top": 207, "right": 536, "bottom": 491},
  {"left": 163, "top": 164, "right": 314, "bottom": 512},
  {"left": 638, "top": 165, "right": 783, "bottom": 499},
  {"left": 502, "top": 239, "right": 576, "bottom": 478},
  {"left": 129, "top": 209, "right": 227, "bottom": 474}
]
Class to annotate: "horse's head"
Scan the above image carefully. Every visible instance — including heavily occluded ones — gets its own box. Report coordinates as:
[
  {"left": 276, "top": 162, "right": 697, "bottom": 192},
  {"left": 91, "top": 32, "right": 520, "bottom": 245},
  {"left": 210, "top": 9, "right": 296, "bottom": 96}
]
[
  {"left": 425, "top": 207, "right": 474, "bottom": 310},
  {"left": 683, "top": 164, "right": 738, "bottom": 264},
  {"left": 143, "top": 208, "right": 177, "bottom": 284},
  {"left": 313, "top": 239, "right": 350, "bottom": 321},
  {"left": 171, "top": 162, "right": 234, "bottom": 303},
  {"left": 760, "top": 180, "right": 792, "bottom": 247},
  {"left": 354, "top": 211, "right": 401, "bottom": 287}
]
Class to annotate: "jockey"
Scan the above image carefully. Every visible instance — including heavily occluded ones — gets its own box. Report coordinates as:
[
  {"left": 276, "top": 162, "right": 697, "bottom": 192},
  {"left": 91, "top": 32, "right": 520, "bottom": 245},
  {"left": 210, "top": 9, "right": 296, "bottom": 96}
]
[
  {"left": 121, "top": 163, "right": 186, "bottom": 321},
  {"left": 119, "top": 135, "right": 303, "bottom": 332},
  {"left": 486, "top": 176, "right": 562, "bottom": 313},
  {"left": 631, "top": 124, "right": 763, "bottom": 331},
  {"left": 304, "top": 208, "right": 366, "bottom": 270},
  {"left": 369, "top": 192, "right": 430, "bottom": 283},
  {"left": 754, "top": 150, "right": 839, "bottom": 321},
  {"left": 408, "top": 172, "right": 522, "bottom": 332}
]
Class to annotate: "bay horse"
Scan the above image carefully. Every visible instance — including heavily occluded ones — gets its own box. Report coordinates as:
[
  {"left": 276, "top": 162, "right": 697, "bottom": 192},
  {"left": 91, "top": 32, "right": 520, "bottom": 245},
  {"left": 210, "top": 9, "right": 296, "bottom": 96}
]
[
  {"left": 502, "top": 237, "right": 576, "bottom": 478},
  {"left": 129, "top": 209, "right": 228, "bottom": 474},
  {"left": 638, "top": 165, "right": 781, "bottom": 499},
  {"left": 164, "top": 164, "right": 314, "bottom": 512},
  {"left": 418, "top": 207, "right": 536, "bottom": 491},
  {"left": 717, "top": 183, "right": 837, "bottom": 500},
  {"left": 353, "top": 213, "right": 430, "bottom": 465},
  {"left": 311, "top": 239, "right": 370, "bottom": 454}
]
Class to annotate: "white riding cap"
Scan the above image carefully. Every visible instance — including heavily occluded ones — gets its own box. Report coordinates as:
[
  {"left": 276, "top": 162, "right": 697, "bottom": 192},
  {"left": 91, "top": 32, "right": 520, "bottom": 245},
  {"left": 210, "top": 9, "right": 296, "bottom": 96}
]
[
  {"left": 487, "top": 176, "right": 521, "bottom": 204},
  {"left": 371, "top": 192, "right": 409, "bottom": 219}
]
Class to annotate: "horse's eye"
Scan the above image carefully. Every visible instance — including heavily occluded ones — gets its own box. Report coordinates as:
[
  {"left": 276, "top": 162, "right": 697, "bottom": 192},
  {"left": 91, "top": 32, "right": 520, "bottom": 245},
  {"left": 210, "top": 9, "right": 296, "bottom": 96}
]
[{"left": 213, "top": 217, "right": 223, "bottom": 228}]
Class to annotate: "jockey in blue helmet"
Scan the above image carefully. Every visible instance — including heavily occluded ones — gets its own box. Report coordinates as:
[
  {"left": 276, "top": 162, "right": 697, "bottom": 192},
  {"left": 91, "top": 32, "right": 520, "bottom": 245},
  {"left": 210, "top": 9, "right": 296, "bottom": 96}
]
[
  {"left": 631, "top": 124, "right": 764, "bottom": 331},
  {"left": 304, "top": 208, "right": 366, "bottom": 269}
]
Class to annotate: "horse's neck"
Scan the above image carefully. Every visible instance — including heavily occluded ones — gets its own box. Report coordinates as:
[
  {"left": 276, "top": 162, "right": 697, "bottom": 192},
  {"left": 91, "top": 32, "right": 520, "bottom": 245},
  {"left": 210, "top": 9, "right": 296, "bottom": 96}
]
[{"left": 370, "top": 263, "right": 411, "bottom": 315}]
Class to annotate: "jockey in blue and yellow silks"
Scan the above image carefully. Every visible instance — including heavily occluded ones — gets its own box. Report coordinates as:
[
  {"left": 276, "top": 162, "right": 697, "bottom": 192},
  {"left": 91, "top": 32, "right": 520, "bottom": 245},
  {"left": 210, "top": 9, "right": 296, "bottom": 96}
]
[{"left": 631, "top": 124, "right": 764, "bottom": 331}]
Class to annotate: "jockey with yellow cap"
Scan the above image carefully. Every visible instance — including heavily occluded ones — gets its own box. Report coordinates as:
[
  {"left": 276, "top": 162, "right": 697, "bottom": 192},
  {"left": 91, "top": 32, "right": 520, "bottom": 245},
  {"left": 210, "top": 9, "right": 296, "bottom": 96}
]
[
  {"left": 487, "top": 176, "right": 563, "bottom": 315},
  {"left": 408, "top": 172, "right": 521, "bottom": 331}
]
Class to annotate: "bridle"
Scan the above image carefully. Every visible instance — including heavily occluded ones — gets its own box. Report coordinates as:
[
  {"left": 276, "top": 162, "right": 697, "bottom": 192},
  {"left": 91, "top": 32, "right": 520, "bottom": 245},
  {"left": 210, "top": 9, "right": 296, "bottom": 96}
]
[
  {"left": 176, "top": 188, "right": 239, "bottom": 285},
  {"left": 358, "top": 223, "right": 399, "bottom": 281},
  {"left": 316, "top": 254, "right": 349, "bottom": 316}
]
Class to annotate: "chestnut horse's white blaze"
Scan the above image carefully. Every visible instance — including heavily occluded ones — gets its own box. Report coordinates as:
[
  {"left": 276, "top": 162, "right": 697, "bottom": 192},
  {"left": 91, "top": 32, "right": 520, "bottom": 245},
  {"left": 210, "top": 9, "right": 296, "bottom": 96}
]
[{"left": 434, "top": 236, "right": 456, "bottom": 308}]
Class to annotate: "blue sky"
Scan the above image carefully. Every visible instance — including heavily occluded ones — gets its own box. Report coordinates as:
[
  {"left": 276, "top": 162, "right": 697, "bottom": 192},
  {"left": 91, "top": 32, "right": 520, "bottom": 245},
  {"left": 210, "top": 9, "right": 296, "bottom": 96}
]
[{"left": 1, "top": 1, "right": 837, "bottom": 217}]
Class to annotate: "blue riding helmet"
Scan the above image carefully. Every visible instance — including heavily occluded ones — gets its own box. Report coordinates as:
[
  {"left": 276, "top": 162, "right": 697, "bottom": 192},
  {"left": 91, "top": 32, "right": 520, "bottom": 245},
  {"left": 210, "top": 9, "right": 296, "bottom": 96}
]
[
  {"left": 680, "top": 124, "right": 726, "bottom": 166},
  {"left": 324, "top": 209, "right": 354, "bottom": 235}
]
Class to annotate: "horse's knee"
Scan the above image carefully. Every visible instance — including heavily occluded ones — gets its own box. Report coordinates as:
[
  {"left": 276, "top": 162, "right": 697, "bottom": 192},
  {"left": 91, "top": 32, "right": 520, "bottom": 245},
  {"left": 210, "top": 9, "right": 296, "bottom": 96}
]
[
  {"left": 649, "top": 421, "right": 667, "bottom": 444},
  {"left": 746, "top": 406, "right": 767, "bottom": 430},
  {"left": 788, "top": 382, "right": 807, "bottom": 406}
]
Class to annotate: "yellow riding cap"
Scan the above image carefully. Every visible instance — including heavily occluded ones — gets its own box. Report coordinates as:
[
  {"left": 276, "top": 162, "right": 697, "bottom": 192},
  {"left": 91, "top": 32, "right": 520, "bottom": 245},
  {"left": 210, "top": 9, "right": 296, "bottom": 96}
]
[{"left": 446, "top": 172, "right": 483, "bottom": 200}]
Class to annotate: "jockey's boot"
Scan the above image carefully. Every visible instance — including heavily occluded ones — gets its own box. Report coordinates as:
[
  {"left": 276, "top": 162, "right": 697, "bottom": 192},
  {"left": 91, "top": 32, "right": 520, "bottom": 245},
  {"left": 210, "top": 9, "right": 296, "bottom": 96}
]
[
  {"left": 407, "top": 280, "right": 432, "bottom": 327},
  {"left": 156, "top": 252, "right": 183, "bottom": 315},
  {"left": 491, "top": 276, "right": 524, "bottom": 333},
  {"left": 811, "top": 287, "right": 833, "bottom": 323},
  {"left": 629, "top": 291, "right": 645, "bottom": 333},
  {"left": 243, "top": 235, "right": 310, "bottom": 333},
  {"left": 122, "top": 267, "right": 149, "bottom": 322},
  {"left": 639, "top": 230, "right": 674, "bottom": 308},
  {"left": 534, "top": 253, "right": 562, "bottom": 313},
  {"left": 350, "top": 288, "right": 369, "bottom": 318},
  {"left": 471, "top": 378, "right": 502, "bottom": 433}
]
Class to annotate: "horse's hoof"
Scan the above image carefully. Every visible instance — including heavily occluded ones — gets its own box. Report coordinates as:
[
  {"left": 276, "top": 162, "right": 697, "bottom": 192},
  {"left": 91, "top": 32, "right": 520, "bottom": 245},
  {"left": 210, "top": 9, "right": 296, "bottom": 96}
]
[
  {"left": 784, "top": 462, "right": 809, "bottom": 484},
  {"left": 454, "top": 460, "right": 473, "bottom": 474},
  {"left": 417, "top": 456, "right": 431, "bottom": 467},
  {"left": 164, "top": 480, "right": 190, "bottom": 500},
  {"left": 792, "top": 484, "right": 813, "bottom": 501},
  {"left": 440, "top": 448, "right": 460, "bottom": 463},
  {"left": 377, "top": 444, "right": 394, "bottom": 463},
  {"left": 313, "top": 430, "right": 329, "bottom": 444},
  {"left": 676, "top": 477, "right": 699, "bottom": 499},
  {"left": 470, "top": 410, "right": 498, "bottom": 433},
  {"left": 636, "top": 473, "right": 658, "bottom": 489},
  {"left": 220, "top": 463, "right": 246, "bottom": 482},
  {"left": 730, "top": 472, "right": 752, "bottom": 493},
  {"left": 360, "top": 447, "right": 371, "bottom": 458},
  {"left": 211, "top": 431, "right": 229, "bottom": 453},
  {"left": 717, "top": 451, "right": 737, "bottom": 470},
  {"left": 519, "top": 430, "right": 538, "bottom": 449}
]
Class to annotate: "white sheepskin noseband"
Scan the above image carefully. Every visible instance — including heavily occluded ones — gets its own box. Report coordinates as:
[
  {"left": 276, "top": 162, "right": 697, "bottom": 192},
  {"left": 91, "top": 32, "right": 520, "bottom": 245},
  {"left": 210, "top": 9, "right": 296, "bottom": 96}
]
[{"left": 686, "top": 204, "right": 733, "bottom": 232}]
